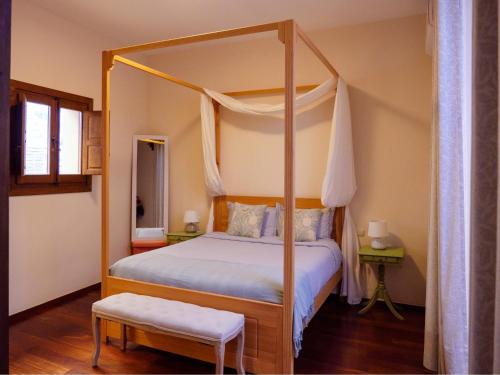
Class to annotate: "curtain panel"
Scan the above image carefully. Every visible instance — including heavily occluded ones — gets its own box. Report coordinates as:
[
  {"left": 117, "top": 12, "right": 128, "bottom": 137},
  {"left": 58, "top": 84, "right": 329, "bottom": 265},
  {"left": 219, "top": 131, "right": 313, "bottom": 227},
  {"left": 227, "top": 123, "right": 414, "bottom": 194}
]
[
  {"left": 424, "top": 0, "right": 470, "bottom": 372},
  {"left": 469, "top": 1, "right": 499, "bottom": 373}
]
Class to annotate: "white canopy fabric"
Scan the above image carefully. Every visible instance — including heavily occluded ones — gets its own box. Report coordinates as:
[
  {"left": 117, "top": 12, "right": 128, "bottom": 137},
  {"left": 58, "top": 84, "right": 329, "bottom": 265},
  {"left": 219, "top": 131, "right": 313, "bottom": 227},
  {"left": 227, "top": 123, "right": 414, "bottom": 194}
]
[
  {"left": 199, "top": 77, "right": 362, "bottom": 304},
  {"left": 204, "top": 77, "right": 336, "bottom": 118}
]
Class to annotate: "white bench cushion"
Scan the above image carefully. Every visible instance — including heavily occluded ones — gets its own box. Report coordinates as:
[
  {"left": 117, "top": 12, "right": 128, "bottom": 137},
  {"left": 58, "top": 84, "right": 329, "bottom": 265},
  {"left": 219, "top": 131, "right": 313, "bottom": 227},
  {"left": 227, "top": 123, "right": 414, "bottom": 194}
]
[{"left": 92, "top": 293, "right": 244, "bottom": 342}]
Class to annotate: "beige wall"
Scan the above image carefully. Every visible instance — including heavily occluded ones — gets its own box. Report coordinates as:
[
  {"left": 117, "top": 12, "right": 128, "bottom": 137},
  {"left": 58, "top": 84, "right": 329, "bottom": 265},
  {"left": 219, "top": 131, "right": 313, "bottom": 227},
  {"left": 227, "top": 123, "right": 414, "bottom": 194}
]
[
  {"left": 9, "top": 6, "right": 431, "bottom": 312},
  {"left": 9, "top": 1, "right": 149, "bottom": 314},
  {"left": 146, "top": 15, "right": 431, "bottom": 306}
]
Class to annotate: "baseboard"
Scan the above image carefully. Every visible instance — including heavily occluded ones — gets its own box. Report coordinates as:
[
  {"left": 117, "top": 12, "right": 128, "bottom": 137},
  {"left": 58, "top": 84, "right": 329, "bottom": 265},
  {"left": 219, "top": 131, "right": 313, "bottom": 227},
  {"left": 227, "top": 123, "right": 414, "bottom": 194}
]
[{"left": 9, "top": 282, "right": 101, "bottom": 325}]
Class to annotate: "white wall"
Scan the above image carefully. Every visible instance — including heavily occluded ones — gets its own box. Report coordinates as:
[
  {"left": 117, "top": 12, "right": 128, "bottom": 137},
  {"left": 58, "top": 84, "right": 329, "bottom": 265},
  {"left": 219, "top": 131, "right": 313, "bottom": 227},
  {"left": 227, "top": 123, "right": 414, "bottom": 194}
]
[
  {"left": 146, "top": 16, "right": 431, "bottom": 306},
  {"left": 9, "top": 0, "right": 149, "bottom": 314}
]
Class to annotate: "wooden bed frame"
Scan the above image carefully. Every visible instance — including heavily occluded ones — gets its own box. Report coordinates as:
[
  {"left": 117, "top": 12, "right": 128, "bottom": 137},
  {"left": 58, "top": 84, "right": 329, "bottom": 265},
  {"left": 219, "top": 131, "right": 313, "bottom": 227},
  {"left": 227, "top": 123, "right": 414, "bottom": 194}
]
[
  {"left": 101, "top": 20, "right": 341, "bottom": 374},
  {"left": 105, "top": 196, "right": 343, "bottom": 374}
]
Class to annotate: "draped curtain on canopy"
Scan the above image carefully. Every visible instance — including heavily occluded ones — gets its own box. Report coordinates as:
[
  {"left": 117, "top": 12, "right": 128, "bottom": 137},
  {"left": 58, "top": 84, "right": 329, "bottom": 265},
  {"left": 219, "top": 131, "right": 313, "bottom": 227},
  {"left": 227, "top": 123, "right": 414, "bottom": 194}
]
[{"left": 199, "top": 77, "right": 362, "bottom": 305}]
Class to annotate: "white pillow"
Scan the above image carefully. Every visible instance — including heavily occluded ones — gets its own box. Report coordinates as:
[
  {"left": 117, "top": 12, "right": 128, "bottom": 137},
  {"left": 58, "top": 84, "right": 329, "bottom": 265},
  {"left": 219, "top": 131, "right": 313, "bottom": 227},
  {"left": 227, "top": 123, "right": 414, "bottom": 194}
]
[
  {"left": 228, "top": 202, "right": 279, "bottom": 237},
  {"left": 317, "top": 207, "right": 335, "bottom": 239},
  {"left": 261, "top": 205, "right": 279, "bottom": 236}
]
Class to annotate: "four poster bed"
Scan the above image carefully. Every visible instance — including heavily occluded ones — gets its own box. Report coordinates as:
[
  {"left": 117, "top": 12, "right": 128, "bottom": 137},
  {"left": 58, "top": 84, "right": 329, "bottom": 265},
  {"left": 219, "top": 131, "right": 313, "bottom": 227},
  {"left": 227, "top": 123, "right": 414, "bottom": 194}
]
[{"left": 101, "top": 20, "right": 361, "bottom": 374}]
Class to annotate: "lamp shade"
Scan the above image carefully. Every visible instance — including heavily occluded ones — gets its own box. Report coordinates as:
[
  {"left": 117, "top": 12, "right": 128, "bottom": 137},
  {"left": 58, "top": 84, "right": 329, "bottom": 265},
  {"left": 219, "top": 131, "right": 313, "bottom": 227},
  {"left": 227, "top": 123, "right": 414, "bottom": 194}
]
[
  {"left": 368, "top": 220, "right": 388, "bottom": 238},
  {"left": 184, "top": 210, "right": 200, "bottom": 223}
]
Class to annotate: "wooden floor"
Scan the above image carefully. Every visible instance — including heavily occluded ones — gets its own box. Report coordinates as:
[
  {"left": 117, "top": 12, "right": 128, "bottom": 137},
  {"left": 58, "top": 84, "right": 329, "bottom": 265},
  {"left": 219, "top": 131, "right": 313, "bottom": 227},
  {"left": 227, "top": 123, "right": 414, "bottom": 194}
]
[{"left": 9, "top": 287, "right": 427, "bottom": 374}]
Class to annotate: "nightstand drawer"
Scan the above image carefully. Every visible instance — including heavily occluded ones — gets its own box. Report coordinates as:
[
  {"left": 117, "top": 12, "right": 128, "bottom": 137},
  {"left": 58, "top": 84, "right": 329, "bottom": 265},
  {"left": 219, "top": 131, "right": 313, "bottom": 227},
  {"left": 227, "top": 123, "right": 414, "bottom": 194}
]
[
  {"left": 167, "top": 235, "right": 183, "bottom": 243},
  {"left": 360, "top": 255, "right": 401, "bottom": 264},
  {"left": 167, "top": 231, "right": 204, "bottom": 244}
]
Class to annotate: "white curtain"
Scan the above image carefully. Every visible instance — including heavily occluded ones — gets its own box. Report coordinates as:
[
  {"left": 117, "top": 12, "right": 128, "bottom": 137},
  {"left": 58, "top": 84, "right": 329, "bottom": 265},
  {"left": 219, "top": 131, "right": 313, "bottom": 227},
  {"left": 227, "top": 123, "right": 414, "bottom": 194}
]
[
  {"left": 200, "top": 77, "right": 362, "bottom": 304},
  {"left": 200, "top": 94, "right": 226, "bottom": 198},
  {"left": 321, "top": 78, "right": 361, "bottom": 304},
  {"left": 204, "top": 77, "right": 336, "bottom": 118},
  {"left": 424, "top": 0, "right": 470, "bottom": 373}
]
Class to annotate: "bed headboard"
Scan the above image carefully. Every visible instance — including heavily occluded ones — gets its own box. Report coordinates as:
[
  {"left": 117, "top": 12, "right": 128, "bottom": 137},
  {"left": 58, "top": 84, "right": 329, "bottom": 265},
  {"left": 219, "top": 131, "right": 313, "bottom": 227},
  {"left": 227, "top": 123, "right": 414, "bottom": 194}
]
[{"left": 213, "top": 195, "right": 345, "bottom": 245}]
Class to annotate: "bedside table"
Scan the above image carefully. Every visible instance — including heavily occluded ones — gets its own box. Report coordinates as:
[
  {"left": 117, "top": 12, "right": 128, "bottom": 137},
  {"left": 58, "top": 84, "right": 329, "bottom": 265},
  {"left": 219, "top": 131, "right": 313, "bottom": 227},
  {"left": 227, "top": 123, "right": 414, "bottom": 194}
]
[
  {"left": 131, "top": 240, "right": 168, "bottom": 255},
  {"left": 358, "top": 246, "right": 405, "bottom": 320},
  {"left": 166, "top": 231, "right": 204, "bottom": 245}
]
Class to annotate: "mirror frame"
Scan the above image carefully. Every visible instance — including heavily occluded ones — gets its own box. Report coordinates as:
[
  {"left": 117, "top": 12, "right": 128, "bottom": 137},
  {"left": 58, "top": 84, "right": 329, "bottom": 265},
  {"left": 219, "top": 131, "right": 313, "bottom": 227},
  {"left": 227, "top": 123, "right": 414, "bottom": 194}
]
[{"left": 131, "top": 134, "right": 169, "bottom": 241}]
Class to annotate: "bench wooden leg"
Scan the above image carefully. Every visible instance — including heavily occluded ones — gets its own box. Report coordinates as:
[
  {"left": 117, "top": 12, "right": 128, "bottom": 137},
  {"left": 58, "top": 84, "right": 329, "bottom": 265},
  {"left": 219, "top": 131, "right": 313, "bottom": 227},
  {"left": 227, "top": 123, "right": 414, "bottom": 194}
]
[
  {"left": 214, "top": 342, "right": 225, "bottom": 375},
  {"left": 236, "top": 329, "right": 245, "bottom": 374},
  {"left": 92, "top": 313, "right": 101, "bottom": 367},
  {"left": 120, "top": 323, "right": 127, "bottom": 351}
]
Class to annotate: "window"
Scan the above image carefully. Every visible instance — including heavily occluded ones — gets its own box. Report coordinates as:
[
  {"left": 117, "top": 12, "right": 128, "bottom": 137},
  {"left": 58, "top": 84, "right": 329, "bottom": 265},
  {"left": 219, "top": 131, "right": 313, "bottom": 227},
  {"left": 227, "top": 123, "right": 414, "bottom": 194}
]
[{"left": 10, "top": 81, "right": 102, "bottom": 196}]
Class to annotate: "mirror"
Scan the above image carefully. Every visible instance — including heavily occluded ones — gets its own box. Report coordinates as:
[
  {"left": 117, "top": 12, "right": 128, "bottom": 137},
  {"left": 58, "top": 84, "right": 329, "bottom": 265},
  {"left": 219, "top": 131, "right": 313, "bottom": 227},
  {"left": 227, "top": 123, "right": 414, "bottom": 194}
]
[{"left": 131, "top": 135, "right": 169, "bottom": 241}]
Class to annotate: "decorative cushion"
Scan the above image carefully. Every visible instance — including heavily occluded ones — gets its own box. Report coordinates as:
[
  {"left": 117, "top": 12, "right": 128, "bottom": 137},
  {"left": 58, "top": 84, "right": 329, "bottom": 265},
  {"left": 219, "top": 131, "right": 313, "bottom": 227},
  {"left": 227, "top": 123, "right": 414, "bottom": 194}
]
[
  {"left": 317, "top": 207, "right": 335, "bottom": 239},
  {"left": 277, "top": 208, "right": 322, "bottom": 242},
  {"left": 228, "top": 202, "right": 279, "bottom": 237},
  {"left": 92, "top": 293, "right": 244, "bottom": 342},
  {"left": 226, "top": 202, "right": 267, "bottom": 238},
  {"left": 261, "top": 204, "right": 279, "bottom": 237}
]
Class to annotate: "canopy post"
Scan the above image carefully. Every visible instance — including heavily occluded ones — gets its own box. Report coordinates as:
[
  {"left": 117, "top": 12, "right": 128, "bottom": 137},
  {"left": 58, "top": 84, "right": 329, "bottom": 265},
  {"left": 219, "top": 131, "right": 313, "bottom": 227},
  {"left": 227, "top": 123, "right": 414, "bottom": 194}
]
[
  {"left": 101, "top": 50, "right": 114, "bottom": 298},
  {"left": 282, "top": 19, "right": 296, "bottom": 374}
]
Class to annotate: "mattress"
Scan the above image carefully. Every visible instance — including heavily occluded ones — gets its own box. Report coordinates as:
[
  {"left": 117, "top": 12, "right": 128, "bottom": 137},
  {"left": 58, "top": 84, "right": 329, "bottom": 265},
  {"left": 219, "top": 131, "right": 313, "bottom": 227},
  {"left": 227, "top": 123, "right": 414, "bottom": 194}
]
[{"left": 110, "top": 232, "right": 342, "bottom": 355}]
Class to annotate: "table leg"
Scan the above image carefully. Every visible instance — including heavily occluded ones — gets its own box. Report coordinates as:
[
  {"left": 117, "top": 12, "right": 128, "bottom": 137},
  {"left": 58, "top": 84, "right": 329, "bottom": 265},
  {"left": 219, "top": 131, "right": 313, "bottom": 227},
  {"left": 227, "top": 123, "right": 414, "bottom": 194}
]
[
  {"left": 382, "top": 288, "right": 404, "bottom": 320},
  {"left": 358, "top": 263, "right": 404, "bottom": 320},
  {"left": 358, "top": 264, "right": 385, "bottom": 315},
  {"left": 358, "top": 286, "right": 379, "bottom": 315}
]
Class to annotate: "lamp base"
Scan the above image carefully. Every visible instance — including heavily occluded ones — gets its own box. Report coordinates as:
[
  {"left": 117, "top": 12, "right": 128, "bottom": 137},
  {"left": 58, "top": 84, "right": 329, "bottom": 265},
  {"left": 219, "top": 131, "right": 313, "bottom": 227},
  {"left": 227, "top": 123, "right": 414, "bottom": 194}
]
[
  {"left": 184, "top": 223, "right": 198, "bottom": 233},
  {"left": 371, "top": 238, "right": 387, "bottom": 250}
]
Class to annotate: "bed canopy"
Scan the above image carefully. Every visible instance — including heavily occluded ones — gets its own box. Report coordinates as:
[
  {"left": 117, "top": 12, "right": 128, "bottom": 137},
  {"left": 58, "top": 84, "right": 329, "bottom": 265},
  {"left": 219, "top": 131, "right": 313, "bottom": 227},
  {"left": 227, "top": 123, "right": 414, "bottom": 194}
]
[{"left": 101, "top": 20, "right": 361, "bottom": 373}]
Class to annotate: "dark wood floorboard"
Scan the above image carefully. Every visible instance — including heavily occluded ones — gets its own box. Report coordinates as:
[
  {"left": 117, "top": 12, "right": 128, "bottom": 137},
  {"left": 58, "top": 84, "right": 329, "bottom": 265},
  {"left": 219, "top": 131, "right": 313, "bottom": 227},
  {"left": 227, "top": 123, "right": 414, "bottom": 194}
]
[{"left": 9, "top": 288, "right": 427, "bottom": 374}]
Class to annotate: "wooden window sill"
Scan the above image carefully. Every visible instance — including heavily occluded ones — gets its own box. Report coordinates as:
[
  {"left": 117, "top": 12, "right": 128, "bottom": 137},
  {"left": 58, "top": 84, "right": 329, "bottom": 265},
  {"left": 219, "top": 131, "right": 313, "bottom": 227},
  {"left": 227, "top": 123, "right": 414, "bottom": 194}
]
[{"left": 9, "top": 176, "right": 92, "bottom": 196}]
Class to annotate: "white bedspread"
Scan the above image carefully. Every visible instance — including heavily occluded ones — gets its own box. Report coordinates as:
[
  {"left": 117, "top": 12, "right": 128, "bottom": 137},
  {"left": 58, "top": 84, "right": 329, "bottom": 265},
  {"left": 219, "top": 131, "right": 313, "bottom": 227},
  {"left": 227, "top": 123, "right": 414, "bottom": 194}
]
[{"left": 110, "top": 232, "right": 342, "bottom": 355}]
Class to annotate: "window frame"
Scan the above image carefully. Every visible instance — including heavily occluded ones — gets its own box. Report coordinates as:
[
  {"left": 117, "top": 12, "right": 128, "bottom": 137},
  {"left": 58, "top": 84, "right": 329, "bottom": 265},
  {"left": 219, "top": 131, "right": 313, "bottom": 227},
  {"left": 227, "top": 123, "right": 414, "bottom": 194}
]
[{"left": 10, "top": 80, "right": 93, "bottom": 196}]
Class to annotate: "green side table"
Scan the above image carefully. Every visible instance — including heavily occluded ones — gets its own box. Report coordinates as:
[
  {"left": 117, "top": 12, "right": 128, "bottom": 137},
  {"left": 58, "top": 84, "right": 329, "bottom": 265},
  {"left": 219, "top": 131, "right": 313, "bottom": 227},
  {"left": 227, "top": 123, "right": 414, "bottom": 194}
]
[
  {"left": 358, "top": 246, "right": 405, "bottom": 320},
  {"left": 167, "top": 231, "right": 204, "bottom": 245}
]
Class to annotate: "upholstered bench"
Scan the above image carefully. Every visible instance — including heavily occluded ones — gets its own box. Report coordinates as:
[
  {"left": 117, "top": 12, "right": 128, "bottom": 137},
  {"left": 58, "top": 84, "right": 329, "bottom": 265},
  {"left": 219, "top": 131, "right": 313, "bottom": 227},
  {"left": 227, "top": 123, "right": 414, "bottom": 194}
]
[{"left": 91, "top": 293, "right": 245, "bottom": 374}]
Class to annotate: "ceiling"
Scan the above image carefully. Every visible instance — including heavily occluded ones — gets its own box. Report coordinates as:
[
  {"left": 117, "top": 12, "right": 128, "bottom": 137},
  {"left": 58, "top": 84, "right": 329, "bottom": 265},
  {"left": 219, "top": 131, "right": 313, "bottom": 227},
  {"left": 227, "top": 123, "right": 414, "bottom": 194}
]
[{"left": 30, "top": 0, "right": 427, "bottom": 47}]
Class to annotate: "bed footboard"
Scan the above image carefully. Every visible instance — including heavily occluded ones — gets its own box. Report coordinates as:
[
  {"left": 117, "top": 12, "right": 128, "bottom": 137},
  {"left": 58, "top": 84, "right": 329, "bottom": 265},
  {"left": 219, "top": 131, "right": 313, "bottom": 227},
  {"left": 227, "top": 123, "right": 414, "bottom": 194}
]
[{"left": 104, "top": 276, "right": 284, "bottom": 374}]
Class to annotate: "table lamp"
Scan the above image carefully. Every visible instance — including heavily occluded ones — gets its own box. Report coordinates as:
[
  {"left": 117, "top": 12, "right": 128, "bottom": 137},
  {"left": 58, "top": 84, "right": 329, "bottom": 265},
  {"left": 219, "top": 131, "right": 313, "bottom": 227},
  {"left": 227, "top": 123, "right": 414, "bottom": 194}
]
[
  {"left": 368, "top": 220, "right": 389, "bottom": 249},
  {"left": 184, "top": 210, "right": 200, "bottom": 233}
]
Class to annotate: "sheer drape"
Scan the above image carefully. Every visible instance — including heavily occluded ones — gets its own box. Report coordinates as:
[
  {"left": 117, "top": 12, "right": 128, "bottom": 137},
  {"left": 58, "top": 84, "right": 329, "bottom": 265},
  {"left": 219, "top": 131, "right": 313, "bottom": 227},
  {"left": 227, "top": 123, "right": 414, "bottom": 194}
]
[
  {"left": 320, "top": 78, "right": 361, "bottom": 304},
  {"left": 199, "top": 77, "right": 362, "bottom": 304},
  {"left": 423, "top": 0, "right": 470, "bottom": 373}
]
